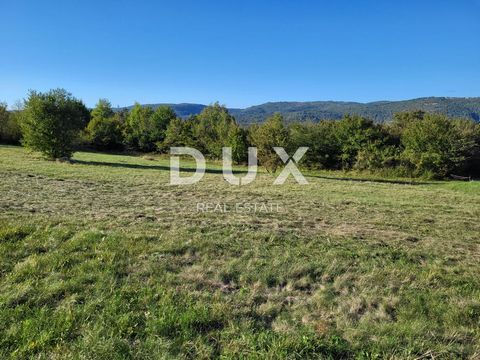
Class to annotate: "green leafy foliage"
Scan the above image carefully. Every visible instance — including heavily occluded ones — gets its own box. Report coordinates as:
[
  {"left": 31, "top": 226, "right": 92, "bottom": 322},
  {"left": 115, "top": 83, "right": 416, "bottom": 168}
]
[
  {"left": 11, "top": 88, "right": 480, "bottom": 178},
  {"left": 85, "top": 99, "right": 124, "bottom": 150},
  {"left": 20, "top": 89, "right": 89, "bottom": 159},
  {"left": 354, "top": 143, "right": 401, "bottom": 171},
  {"left": 453, "top": 119, "right": 480, "bottom": 176},
  {"left": 388, "top": 110, "right": 426, "bottom": 141},
  {"left": 228, "top": 125, "right": 248, "bottom": 163},
  {"left": 163, "top": 103, "right": 248, "bottom": 163},
  {"left": 91, "top": 98, "right": 114, "bottom": 120},
  {"left": 162, "top": 117, "right": 197, "bottom": 149},
  {"left": 192, "top": 103, "right": 243, "bottom": 159},
  {"left": 288, "top": 121, "right": 341, "bottom": 169},
  {"left": 124, "top": 104, "right": 176, "bottom": 152},
  {"left": 0, "top": 103, "right": 22, "bottom": 144},
  {"left": 249, "top": 113, "right": 289, "bottom": 172},
  {"left": 335, "top": 115, "right": 390, "bottom": 169},
  {"left": 400, "top": 113, "right": 478, "bottom": 178},
  {"left": 85, "top": 110, "right": 120, "bottom": 150}
]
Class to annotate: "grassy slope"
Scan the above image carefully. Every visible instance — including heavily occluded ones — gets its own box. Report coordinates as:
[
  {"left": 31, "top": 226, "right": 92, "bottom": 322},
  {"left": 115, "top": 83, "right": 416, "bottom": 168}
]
[{"left": 0, "top": 145, "right": 479, "bottom": 359}]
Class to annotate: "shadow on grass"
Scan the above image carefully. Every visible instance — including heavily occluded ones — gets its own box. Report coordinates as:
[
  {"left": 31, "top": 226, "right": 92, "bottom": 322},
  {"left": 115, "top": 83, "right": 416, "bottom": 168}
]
[
  {"left": 72, "top": 159, "right": 436, "bottom": 185},
  {"left": 71, "top": 159, "right": 248, "bottom": 175},
  {"left": 306, "top": 174, "right": 436, "bottom": 186}
]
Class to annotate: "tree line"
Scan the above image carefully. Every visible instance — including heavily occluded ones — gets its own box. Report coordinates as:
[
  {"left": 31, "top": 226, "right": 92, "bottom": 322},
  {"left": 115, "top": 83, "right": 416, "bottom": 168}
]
[{"left": 1, "top": 89, "right": 479, "bottom": 179}]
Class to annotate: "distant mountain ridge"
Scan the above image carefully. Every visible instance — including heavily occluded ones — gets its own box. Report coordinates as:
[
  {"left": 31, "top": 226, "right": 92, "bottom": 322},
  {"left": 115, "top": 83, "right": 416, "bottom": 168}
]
[
  {"left": 116, "top": 97, "right": 480, "bottom": 124},
  {"left": 116, "top": 103, "right": 208, "bottom": 118}
]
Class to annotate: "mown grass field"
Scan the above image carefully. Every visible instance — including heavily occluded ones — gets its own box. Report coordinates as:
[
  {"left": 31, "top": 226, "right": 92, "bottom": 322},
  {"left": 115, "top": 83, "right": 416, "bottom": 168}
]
[{"left": 0, "top": 144, "right": 479, "bottom": 359}]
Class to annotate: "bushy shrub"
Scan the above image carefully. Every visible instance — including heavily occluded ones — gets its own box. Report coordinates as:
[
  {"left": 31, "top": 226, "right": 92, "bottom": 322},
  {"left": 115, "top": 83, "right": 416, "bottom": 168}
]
[
  {"left": 288, "top": 121, "right": 340, "bottom": 169},
  {"left": 354, "top": 144, "right": 401, "bottom": 171},
  {"left": 400, "top": 113, "right": 477, "bottom": 178},
  {"left": 86, "top": 116, "right": 124, "bottom": 150},
  {"left": 20, "top": 89, "right": 89, "bottom": 159}
]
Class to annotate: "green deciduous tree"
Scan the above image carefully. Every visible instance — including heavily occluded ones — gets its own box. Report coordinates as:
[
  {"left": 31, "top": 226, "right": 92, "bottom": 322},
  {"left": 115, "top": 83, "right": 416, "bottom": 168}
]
[
  {"left": 389, "top": 110, "right": 426, "bottom": 139},
  {"left": 162, "top": 117, "right": 197, "bottom": 149},
  {"left": 86, "top": 99, "right": 124, "bottom": 149},
  {"left": 335, "top": 115, "right": 387, "bottom": 169},
  {"left": 164, "top": 103, "right": 248, "bottom": 162},
  {"left": 20, "top": 89, "right": 89, "bottom": 159},
  {"left": 124, "top": 104, "right": 155, "bottom": 151},
  {"left": 150, "top": 106, "right": 177, "bottom": 145},
  {"left": 124, "top": 104, "right": 176, "bottom": 152},
  {"left": 249, "top": 113, "right": 288, "bottom": 172},
  {"left": 401, "top": 113, "right": 477, "bottom": 178},
  {"left": 192, "top": 103, "right": 241, "bottom": 159},
  {"left": 228, "top": 125, "right": 249, "bottom": 163},
  {"left": 91, "top": 98, "right": 114, "bottom": 120}
]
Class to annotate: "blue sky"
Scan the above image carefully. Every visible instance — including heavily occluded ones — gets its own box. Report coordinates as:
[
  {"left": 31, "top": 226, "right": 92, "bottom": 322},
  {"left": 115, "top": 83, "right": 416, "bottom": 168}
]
[{"left": 1, "top": 0, "right": 479, "bottom": 108}]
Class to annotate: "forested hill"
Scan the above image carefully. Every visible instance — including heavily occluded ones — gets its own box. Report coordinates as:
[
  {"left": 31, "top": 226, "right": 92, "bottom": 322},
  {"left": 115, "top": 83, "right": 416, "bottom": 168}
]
[
  {"left": 118, "top": 97, "right": 480, "bottom": 124},
  {"left": 231, "top": 97, "right": 480, "bottom": 124}
]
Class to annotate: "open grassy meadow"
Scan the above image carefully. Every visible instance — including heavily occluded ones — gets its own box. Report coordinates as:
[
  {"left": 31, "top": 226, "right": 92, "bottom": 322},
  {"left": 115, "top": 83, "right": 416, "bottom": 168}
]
[{"left": 0, "top": 144, "right": 479, "bottom": 359}]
